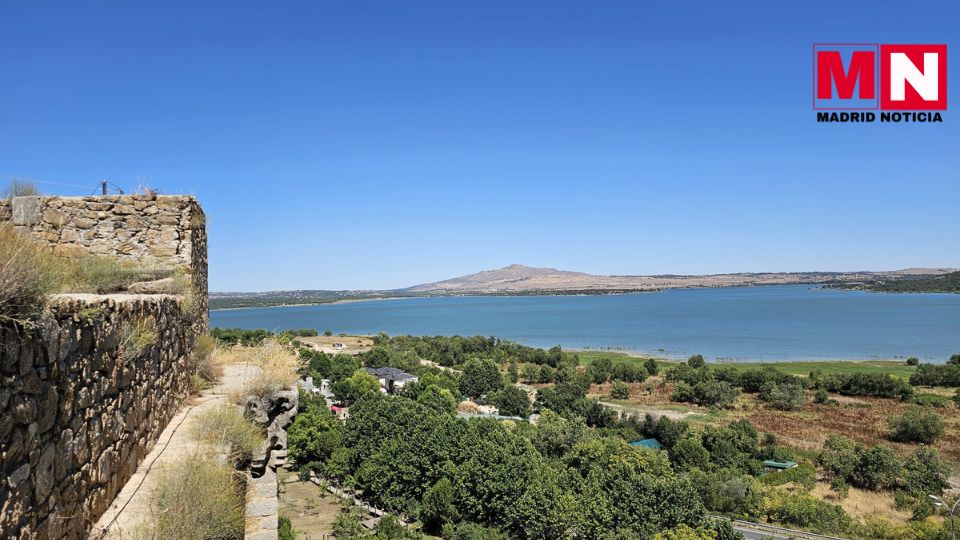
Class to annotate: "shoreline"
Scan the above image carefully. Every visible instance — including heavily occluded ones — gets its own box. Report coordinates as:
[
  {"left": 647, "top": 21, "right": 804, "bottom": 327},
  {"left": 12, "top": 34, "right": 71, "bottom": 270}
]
[{"left": 566, "top": 348, "right": 918, "bottom": 365}]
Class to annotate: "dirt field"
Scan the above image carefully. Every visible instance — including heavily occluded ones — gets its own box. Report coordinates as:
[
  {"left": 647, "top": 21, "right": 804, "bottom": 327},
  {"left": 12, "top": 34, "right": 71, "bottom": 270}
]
[
  {"left": 278, "top": 469, "right": 344, "bottom": 539},
  {"left": 298, "top": 334, "right": 374, "bottom": 355}
]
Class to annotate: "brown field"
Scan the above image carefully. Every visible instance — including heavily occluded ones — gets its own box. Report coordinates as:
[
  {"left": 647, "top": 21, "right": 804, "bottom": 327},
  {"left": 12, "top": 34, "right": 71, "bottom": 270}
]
[{"left": 589, "top": 379, "right": 960, "bottom": 463}]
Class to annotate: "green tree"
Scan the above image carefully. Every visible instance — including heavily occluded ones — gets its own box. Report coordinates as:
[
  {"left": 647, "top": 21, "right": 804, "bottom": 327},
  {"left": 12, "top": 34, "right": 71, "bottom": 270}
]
[
  {"left": 287, "top": 399, "right": 344, "bottom": 469},
  {"left": 333, "top": 369, "right": 381, "bottom": 404},
  {"left": 330, "top": 354, "right": 361, "bottom": 382},
  {"left": 688, "top": 354, "right": 706, "bottom": 368},
  {"left": 363, "top": 346, "right": 393, "bottom": 368},
  {"left": 645, "top": 358, "right": 660, "bottom": 375},
  {"left": 417, "top": 385, "right": 458, "bottom": 414},
  {"left": 889, "top": 406, "right": 944, "bottom": 444},
  {"left": 853, "top": 445, "right": 902, "bottom": 490},
  {"left": 460, "top": 358, "right": 504, "bottom": 397},
  {"left": 538, "top": 364, "right": 555, "bottom": 383},
  {"left": 421, "top": 478, "right": 457, "bottom": 531},
  {"left": 489, "top": 385, "right": 531, "bottom": 417},
  {"left": 903, "top": 446, "right": 950, "bottom": 496},
  {"left": 332, "top": 506, "right": 368, "bottom": 539},
  {"left": 509, "top": 464, "right": 582, "bottom": 539},
  {"left": 374, "top": 515, "right": 421, "bottom": 539},
  {"left": 441, "top": 522, "right": 508, "bottom": 540},
  {"left": 519, "top": 363, "right": 540, "bottom": 383},
  {"left": 531, "top": 410, "right": 587, "bottom": 458},
  {"left": 672, "top": 436, "right": 710, "bottom": 470},
  {"left": 818, "top": 435, "right": 860, "bottom": 481}
]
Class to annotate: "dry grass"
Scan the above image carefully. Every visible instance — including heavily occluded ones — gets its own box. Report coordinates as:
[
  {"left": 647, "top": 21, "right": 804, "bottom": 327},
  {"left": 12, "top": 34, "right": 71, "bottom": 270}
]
[
  {"left": 216, "top": 341, "right": 301, "bottom": 402},
  {"left": 119, "top": 315, "right": 158, "bottom": 363},
  {"left": 192, "top": 405, "right": 263, "bottom": 465},
  {"left": 3, "top": 179, "right": 39, "bottom": 198},
  {"left": 810, "top": 482, "right": 912, "bottom": 523},
  {"left": 136, "top": 453, "right": 245, "bottom": 540},
  {"left": 188, "top": 335, "right": 221, "bottom": 392},
  {"left": 746, "top": 397, "right": 960, "bottom": 462},
  {"left": 1, "top": 222, "right": 177, "bottom": 322},
  {"left": 0, "top": 223, "right": 61, "bottom": 321}
]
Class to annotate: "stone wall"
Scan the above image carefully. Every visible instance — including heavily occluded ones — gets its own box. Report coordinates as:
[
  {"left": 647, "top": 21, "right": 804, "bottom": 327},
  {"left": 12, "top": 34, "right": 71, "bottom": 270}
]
[
  {"left": 0, "top": 294, "right": 194, "bottom": 538},
  {"left": 0, "top": 194, "right": 208, "bottom": 332}
]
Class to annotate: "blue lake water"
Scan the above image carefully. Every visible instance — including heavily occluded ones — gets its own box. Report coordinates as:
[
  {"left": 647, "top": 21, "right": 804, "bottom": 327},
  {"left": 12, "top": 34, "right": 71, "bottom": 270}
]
[{"left": 209, "top": 285, "right": 960, "bottom": 362}]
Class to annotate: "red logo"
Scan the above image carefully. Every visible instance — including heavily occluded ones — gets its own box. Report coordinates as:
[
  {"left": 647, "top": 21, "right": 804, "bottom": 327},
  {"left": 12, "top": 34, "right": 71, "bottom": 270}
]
[{"left": 814, "top": 44, "right": 947, "bottom": 110}]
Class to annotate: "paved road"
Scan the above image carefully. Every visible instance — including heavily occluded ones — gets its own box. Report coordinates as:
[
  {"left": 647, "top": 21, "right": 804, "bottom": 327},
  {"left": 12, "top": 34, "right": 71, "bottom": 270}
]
[{"left": 715, "top": 517, "right": 849, "bottom": 540}]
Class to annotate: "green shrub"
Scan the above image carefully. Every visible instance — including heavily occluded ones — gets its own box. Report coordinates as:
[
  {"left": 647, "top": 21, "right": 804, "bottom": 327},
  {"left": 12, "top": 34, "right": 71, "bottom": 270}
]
[
  {"left": 888, "top": 407, "right": 944, "bottom": 444},
  {"left": 906, "top": 357, "right": 920, "bottom": 366},
  {"left": 911, "top": 392, "right": 949, "bottom": 408},
  {"left": 761, "top": 463, "right": 817, "bottom": 489},
  {"left": 143, "top": 453, "right": 245, "bottom": 540},
  {"left": 610, "top": 381, "right": 631, "bottom": 400},
  {"left": 278, "top": 515, "right": 297, "bottom": 540},
  {"left": 759, "top": 381, "right": 806, "bottom": 411},
  {"left": 764, "top": 489, "right": 851, "bottom": 533}
]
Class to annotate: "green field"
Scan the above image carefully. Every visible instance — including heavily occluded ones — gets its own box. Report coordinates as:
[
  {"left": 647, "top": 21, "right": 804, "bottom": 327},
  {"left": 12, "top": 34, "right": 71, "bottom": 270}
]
[{"left": 573, "top": 350, "right": 916, "bottom": 379}]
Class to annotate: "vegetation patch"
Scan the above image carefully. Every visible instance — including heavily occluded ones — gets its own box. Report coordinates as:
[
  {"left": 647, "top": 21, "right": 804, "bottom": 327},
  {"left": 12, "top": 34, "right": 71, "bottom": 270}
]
[
  {"left": 192, "top": 405, "right": 262, "bottom": 466},
  {"left": 138, "top": 453, "right": 245, "bottom": 540},
  {"left": 119, "top": 315, "right": 158, "bottom": 363}
]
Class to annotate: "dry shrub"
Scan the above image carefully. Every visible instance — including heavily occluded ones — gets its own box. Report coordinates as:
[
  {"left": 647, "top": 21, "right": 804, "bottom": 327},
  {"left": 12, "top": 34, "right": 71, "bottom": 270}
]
[
  {"left": 216, "top": 341, "right": 301, "bottom": 402},
  {"left": 139, "top": 453, "right": 244, "bottom": 540},
  {"left": 188, "top": 335, "right": 221, "bottom": 390},
  {"left": 3, "top": 179, "right": 39, "bottom": 198},
  {"left": 0, "top": 223, "right": 62, "bottom": 322},
  {"left": 192, "top": 405, "right": 262, "bottom": 465}
]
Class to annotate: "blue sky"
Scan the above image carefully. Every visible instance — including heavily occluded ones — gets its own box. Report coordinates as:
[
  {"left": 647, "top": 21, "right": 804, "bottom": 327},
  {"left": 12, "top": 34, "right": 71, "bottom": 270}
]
[{"left": 1, "top": 2, "right": 957, "bottom": 291}]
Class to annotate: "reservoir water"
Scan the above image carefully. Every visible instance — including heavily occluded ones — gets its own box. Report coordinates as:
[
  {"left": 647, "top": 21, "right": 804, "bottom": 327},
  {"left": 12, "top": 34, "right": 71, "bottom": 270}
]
[{"left": 209, "top": 285, "right": 960, "bottom": 362}]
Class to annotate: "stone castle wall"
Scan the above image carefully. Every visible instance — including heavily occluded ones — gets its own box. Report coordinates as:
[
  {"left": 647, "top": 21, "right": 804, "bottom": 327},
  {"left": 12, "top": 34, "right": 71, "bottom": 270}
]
[
  {"left": 0, "top": 295, "right": 194, "bottom": 538},
  {"left": 0, "top": 194, "right": 208, "bottom": 538},
  {"left": 0, "top": 194, "right": 208, "bottom": 331}
]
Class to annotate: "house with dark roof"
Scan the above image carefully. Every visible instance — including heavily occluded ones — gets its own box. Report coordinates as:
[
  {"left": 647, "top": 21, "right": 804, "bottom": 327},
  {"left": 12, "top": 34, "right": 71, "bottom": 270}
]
[{"left": 364, "top": 367, "right": 419, "bottom": 394}]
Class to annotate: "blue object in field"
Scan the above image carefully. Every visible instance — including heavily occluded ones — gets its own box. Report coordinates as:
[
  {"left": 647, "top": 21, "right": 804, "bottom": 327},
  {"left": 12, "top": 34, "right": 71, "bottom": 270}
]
[{"left": 628, "top": 438, "right": 662, "bottom": 450}]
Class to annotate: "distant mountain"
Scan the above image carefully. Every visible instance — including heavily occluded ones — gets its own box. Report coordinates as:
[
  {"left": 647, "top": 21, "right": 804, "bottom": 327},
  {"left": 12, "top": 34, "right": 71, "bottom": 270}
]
[
  {"left": 208, "top": 264, "right": 958, "bottom": 309},
  {"left": 401, "top": 264, "right": 958, "bottom": 295},
  {"left": 404, "top": 264, "right": 592, "bottom": 293}
]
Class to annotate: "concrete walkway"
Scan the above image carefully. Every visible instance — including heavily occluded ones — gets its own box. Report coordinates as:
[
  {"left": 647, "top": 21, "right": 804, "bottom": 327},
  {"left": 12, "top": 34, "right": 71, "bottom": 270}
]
[{"left": 89, "top": 364, "right": 260, "bottom": 539}]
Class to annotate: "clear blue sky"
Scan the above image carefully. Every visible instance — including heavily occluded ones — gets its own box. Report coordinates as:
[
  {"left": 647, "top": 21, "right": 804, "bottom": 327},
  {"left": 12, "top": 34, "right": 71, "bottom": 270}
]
[{"left": 2, "top": 2, "right": 957, "bottom": 291}]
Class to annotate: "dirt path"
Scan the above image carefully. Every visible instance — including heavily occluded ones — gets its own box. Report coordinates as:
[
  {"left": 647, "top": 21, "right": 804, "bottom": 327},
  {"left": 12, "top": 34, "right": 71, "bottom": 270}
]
[
  {"left": 90, "top": 364, "right": 259, "bottom": 539},
  {"left": 598, "top": 400, "right": 696, "bottom": 421}
]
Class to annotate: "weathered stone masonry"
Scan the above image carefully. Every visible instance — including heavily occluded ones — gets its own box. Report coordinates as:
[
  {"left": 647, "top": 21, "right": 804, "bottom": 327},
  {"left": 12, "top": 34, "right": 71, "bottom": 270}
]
[
  {"left": 0, "top": 195, "right": 207, "bottom": 539},
  {"left": 0, "top": 194, "right": 208, "bottom": 333}
]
